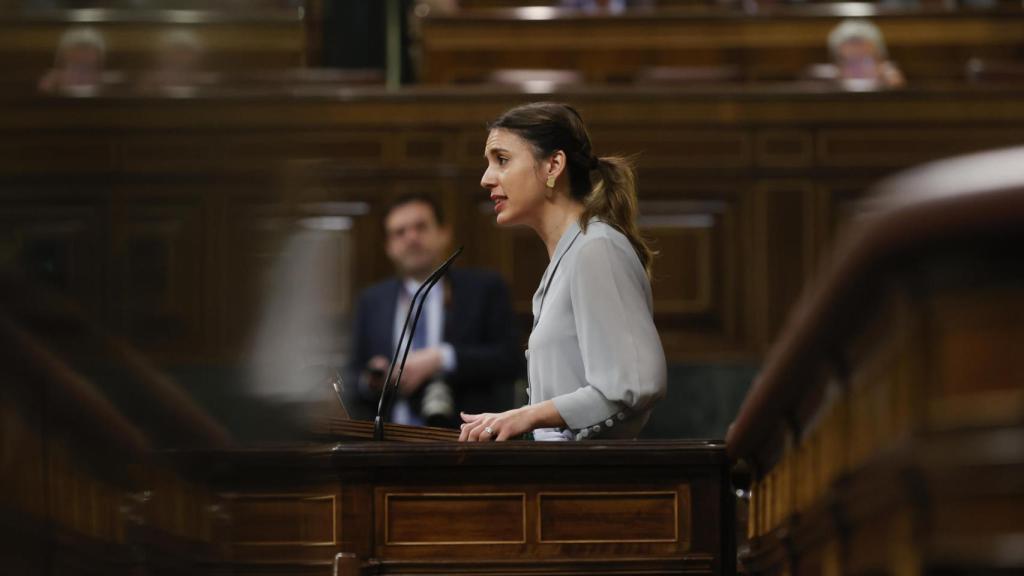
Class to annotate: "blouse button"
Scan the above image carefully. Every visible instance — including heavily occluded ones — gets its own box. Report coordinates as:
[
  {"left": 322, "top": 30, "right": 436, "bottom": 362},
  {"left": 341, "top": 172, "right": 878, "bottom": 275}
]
[
  {"left": 579, "top": 428, "right": 590, "bottom": 438},
  {"left": 605, "top": 418, "right": 615, "bottom": 428},
  {"left": 591, "top": 425, "right": 601, "bottom": 434},
  {"left": 616, "top": 412, "right": 627, "bottom": 421}
]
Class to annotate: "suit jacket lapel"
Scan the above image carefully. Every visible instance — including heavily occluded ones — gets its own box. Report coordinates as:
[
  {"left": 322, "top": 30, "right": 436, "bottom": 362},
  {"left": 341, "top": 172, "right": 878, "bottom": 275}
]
[
  {"left": 443, "top": 270, "right": 461, "bottom": 343},
  {"left": 380, "top": 279, "right": 401, "bottom": 354}
]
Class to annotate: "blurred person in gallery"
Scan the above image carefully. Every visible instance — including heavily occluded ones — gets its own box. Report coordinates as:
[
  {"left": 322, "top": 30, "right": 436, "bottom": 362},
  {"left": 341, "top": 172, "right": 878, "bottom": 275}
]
[
  {"left": 38, "top": 27, "right": 119, "bottom": 95},
  {"left": 827, "top": 19, "right": 905, "bottom": 89},
  {"left": 136, "top": 30, "right": 217, "bottom": 96}
]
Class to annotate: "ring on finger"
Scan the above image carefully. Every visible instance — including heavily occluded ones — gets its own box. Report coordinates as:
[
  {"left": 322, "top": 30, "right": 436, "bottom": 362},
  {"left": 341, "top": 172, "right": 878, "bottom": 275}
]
[{"left": 483, "top": 426, "right": 494, "bottom": 435}]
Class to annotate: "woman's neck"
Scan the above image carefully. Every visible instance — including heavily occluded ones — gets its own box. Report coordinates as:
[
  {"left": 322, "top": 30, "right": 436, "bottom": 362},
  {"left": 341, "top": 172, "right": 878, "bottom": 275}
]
[{"left": 534, "top": 199, "right": 585, "bottom": 259}]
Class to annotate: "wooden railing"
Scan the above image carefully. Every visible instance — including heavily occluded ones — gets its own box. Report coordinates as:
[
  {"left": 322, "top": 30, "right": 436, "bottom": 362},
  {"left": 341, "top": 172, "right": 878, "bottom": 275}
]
[
  {"left": 726, "top": 146, "right": 1024, "bottom": 575},
  {"left": 0, "top": 270, "right": 229, "bottom": 574}
]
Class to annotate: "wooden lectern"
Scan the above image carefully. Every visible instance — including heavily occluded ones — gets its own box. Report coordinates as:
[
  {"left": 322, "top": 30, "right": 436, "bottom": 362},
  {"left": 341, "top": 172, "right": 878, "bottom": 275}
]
[
  {"left": 0, "top": 271, "right": 734, "bottom": 575},
  {"left": 185, "top": 419, "right": 734, "bottom": 575}
]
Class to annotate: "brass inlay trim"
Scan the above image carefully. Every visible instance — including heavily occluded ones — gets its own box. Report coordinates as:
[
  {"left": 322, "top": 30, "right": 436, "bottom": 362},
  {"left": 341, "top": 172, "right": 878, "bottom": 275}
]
[
  {"left": 384, "top": 492, "right": 527, "bottom": 546},
  {"left": 536, "top": 490, "right": 681, "bottom": 544},
  {"left": 222, "top": 492, "right": 337, "bottom": 546}
]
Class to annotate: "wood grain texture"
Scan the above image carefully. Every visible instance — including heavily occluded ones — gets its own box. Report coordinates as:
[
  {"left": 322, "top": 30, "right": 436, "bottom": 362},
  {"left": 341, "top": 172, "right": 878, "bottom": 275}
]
[{"left": 4, "top": 86, "right": 1022, "bottom": 365}]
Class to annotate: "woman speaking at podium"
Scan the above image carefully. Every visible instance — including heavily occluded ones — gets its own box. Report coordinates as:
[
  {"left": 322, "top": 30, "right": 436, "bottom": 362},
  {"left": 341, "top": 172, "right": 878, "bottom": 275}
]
[{"left": 460, "top": 102, "right": 666, "bottom": 442}]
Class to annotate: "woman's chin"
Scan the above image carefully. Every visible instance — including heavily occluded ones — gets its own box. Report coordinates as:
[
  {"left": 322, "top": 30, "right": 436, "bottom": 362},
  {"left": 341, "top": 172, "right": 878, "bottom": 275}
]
[{"left": 495, "top": 210, "right": 517, "bottom": 226}]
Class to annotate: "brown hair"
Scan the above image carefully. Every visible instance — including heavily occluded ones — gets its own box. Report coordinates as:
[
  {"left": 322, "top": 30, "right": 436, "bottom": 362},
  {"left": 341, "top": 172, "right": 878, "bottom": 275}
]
[
  {"left": 488, "top": 102, "right": 654, "bottom": 276},
  {"left": 383, "top": 191, "right": 445, "bottom": 228}
]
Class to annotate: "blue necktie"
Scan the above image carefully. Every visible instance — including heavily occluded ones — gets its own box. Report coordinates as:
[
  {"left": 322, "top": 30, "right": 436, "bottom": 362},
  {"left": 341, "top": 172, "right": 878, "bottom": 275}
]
[{"left": 409, "top": 288, "right": 428, "bottom": 351}]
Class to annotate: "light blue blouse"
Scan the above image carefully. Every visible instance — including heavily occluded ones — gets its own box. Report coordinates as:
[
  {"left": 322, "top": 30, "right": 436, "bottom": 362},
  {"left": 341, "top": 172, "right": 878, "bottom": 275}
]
[{"left": 527, "top": 218, "right": 667, "bottom": 440}]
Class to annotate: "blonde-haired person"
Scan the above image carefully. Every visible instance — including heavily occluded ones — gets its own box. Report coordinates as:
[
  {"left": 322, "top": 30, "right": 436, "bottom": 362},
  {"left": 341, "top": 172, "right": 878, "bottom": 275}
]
[
  {"left": 137, "top": 29, "right": 217, "bottom": 95},
  {"left": 38, "top": 27, "right": 116, "bottom": 95},
  {"left": 828, "top": 19, "right": 905, "bottom": 89},
  {"left": 461, "top": 102, "right": 666, "bottom": 442}
]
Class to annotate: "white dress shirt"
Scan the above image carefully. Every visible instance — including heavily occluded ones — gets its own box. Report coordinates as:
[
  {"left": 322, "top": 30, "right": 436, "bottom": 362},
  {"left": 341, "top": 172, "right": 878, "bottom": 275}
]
[{"left": 389, "top": 278, "right": 455, "bottom": 425}]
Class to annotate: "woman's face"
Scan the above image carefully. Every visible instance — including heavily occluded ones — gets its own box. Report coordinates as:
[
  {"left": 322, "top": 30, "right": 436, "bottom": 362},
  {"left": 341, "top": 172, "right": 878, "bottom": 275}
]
[{"left": 481, "top": 128, "right": 548, "bottom": 227}]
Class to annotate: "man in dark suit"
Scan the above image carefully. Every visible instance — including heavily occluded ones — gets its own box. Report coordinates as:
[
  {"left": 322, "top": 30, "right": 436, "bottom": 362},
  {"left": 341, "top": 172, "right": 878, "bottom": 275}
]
[{"left": 345, "top": 192, "right": 521, "bottom": 427}]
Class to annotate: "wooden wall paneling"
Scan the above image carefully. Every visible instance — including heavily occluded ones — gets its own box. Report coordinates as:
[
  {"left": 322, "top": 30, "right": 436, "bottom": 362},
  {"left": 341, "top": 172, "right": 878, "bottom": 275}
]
[
  {"left": 111, "top": 190, "right": 206, "bottom": 361},
  {"left": 396, "top": 130, "right": 459, "bottom": 167},
  {"left": 812, "top": 180, "right": 874, "bottom": 273},
  {"left": 630, "top": 169, "right": 751, "bottom": 360},
  {"left": 0, "top": 195, "right": 106, "bottom": 320},
  {"left": 755, "top": 129, "right": 814, "bottom": 170},
  {"left": 590, "top": 127, "right": 753, "bottom": 171},
  {"left": 120, "top": 130, "right": 228, "bottom": 175},
  {"left": 4, "top": 87, "right": 1024, "bottom": 371},
  {"left": 0, "top": 131, "right": 116, "bottom": 175},
  {"left": 640, "top": 197, "right": 745, "bottom": 360},
  {"left": 750, "top": 179, "right": 816, "bottom": 350},
  {"left": 816, "top": 127, "right": 1024, "bottom": 169},
  {"left": 224, "top": 130, "right": 396, "bottom": 172},
  {"left": 646, "top": 211, "right": 715, "bottom": 315}
]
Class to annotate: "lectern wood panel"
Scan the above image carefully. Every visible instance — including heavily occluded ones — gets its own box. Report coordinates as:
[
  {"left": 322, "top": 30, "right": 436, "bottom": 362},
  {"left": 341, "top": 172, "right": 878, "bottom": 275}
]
[
  {"left": 383, "top": 493, "right": 527, "bottom": 545},
  {"left": 537, "top": 491, "right": 681, "bottom": 544}
]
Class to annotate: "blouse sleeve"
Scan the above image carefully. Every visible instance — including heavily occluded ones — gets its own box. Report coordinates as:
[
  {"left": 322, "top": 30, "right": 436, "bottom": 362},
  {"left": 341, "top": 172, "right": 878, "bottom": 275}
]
[{"left": 551, "top": 236, "right": 667, "bottom": 431}]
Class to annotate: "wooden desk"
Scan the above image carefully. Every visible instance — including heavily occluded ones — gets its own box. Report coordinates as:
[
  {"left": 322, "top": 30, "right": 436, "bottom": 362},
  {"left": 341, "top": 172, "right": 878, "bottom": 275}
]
[{"left": 419, "top": 6, "right": 1024, "bottom": 83}]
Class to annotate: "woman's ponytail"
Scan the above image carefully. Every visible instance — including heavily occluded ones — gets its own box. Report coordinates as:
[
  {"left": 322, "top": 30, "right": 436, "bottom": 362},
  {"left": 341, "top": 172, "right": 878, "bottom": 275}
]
[{"left": 581, "top": 155, "right": 655, "bottom": 278}]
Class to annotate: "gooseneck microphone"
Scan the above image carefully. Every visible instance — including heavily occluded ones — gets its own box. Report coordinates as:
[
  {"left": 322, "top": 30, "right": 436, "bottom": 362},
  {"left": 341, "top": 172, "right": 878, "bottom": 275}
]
[{"left": 373, "top": 246, "right": 463, "bottom": 440}]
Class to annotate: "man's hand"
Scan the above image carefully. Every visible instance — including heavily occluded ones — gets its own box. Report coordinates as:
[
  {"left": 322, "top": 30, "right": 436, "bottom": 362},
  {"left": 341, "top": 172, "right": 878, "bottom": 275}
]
[
  {"left": 396, "top": 347, "right": 443, "bottom": 396},
  {"left": 364, "top": 355, "right": 390, "bottom": 392}
]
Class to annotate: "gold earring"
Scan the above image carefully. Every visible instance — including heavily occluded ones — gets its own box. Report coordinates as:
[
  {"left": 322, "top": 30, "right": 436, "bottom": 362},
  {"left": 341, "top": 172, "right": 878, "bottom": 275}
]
[{"left": 546, "top": 175, "right": 556, "bottom": 188}]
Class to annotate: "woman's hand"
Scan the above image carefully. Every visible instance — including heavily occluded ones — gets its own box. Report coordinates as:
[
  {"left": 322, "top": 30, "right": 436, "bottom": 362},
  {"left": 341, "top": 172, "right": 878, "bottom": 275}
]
[{"left": 458, "top": 401, "right": 565, "bottom": 442}]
